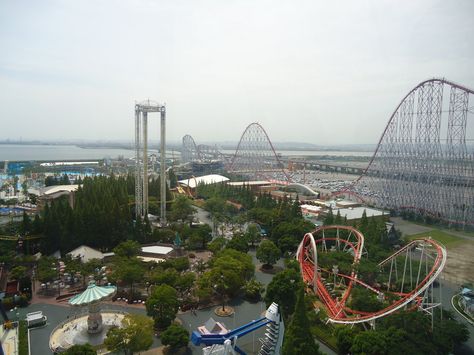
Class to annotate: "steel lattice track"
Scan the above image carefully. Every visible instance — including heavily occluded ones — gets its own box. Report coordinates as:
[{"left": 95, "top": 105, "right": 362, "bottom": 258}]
[{"left": 297, "top": 225, "right": 447, "bottom": 324}]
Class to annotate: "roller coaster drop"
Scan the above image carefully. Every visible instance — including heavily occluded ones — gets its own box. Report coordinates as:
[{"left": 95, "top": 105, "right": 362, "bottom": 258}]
[{"left": 296, "top": 225, "right": 447, "bottom": 325}]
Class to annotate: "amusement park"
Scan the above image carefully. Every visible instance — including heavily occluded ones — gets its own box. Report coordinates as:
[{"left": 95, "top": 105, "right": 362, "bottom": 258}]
[{"left": 0, "top": 77, "right": 474, "bottom": 355}]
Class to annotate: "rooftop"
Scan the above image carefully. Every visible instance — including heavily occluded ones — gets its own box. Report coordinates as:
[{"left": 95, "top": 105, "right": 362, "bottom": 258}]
[
  {"left": 178, "top": 174, "right": 229, "bottom": 189},
  {"left": 141, "top": 245, "right": 173, "bottom": 255},
  {"left": 335, "top": 206, "right": 388, "bottom": 220}
]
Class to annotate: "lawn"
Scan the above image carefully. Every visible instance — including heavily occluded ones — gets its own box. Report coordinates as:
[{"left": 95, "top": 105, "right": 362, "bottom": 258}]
[
  {"left": 19, "top": 320, "right": 28, "bottom": 355},
  {"left": 406, "top": 229, "right": 466, "bottom": 248}
]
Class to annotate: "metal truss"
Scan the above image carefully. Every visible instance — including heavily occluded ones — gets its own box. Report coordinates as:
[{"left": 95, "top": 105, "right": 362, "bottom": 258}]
[
  {"left": 227, "top": 123, "right": 290, "bottom": 181},
  {"left": 135, "top": 100, "right": 167, "bottom": 224},
  {"left": 181, "top": 122, "right": 291, "bottom": 182},
  {"left": 350, "top": 78, "right": 474, "bottom": 226},
  {"left": 182, "top": 134, "right": 201, "bottom": 163},
  {"left": 297, "top": 226, "right": 447, "bottom": 325}
]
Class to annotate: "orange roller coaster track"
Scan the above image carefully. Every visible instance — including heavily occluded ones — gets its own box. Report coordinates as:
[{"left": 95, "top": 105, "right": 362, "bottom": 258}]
[{"left": 296, "top": 225, "right": 447, "bottom": 324}]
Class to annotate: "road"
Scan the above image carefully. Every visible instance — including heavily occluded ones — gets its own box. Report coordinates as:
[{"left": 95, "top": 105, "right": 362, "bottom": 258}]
[{"left": 438, "top": 278, "right": 474, "bottom": 355}]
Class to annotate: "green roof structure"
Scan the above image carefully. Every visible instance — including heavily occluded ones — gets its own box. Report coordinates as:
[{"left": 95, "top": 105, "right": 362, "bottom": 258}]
[{"left": 69, "top": 282, "right": 116, "bottom": 306}]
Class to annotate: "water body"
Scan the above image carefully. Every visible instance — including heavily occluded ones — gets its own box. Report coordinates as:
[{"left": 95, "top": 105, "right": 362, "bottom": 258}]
[
  {"left": 0, "top": 144, "right": 135, "bottom": 161},
  {"left": 0, "top": 144, "right": 181, "bottom": 162},
  {"left": 221, "top": 149, "right": 373, "bottom": 157}
]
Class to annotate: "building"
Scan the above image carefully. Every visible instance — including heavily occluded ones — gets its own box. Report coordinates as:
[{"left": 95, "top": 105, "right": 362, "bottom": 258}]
[
  {"left": 332, "top": 206, "right": 388, "bottom": 221},
  {"left": 300, "top": 204, "right": 322, "bottom": 218},
  {"left": 68, "top": 245, "right": 104, "bottom": 263},
  {"left": 33, "top": 185, "right": 79, "bottom": 209},
  {"left": 178, "top": 174, "right": 229, "bottom": 196}
]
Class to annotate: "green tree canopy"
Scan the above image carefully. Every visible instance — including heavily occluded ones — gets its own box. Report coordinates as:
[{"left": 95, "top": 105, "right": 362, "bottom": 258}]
[
  {"left": 113, "top": 240, "right": 141, "bottom": 259},
  {"left": 63, "top": 343, "right": 97, "bottom": 355},
  {"left": 282, "top": 285, "right": 321, "bottom": 355},
  {"left": 169, "top": 195, "right": 196, "bottom": 224},
  {"left": 146, "top": 284, "right": 179, "bottom": 328},
  {"left": 111, "top": 258, "right": 144, "bottom": 300},
  {"left": 265, "top": 268, "right": 301, "bottom": 318},
  {"left": 256, "top": 240, "right": 280, "bottom": 268},
  {"left": 104, "top": 314, "right": 154, "bottom": 355},
  {"left": 161, "top": 323, "right": 189, "bottom": 350}
]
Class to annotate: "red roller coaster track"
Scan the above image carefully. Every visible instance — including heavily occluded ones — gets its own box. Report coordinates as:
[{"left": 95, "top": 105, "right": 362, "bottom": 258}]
[{"left": 297, "top": 225, "right": 447, "bottom": 324}]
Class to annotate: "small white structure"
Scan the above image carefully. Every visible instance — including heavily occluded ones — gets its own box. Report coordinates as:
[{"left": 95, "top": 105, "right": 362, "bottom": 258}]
[
  {"left": 178, "top": 174, "right": 229, "bottom": 189},
  {"left": 301, "top": 204, "right": 322, "bottom": 217},
  {"left": 141, "top": 245, "right": 173, "bottom": 255},
  {"left": 335, "top": 206, "right": 388, "bottom": 221},
  {"left": 68, "top": 245, "right": 104, "bottom": 263},
  {"left": 26, "top": 311, "right": 47, "bottom": 328}
]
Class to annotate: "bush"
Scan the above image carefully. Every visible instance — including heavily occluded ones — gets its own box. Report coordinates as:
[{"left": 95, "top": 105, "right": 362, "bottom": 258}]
[
  {"left": 18, "top": 321, "right": 28, "bottom": 355},
  {"left": 244, "top": 279, "right": 264, "bottom": 302},
  {"left": 161, "top": 324, "right": 189, "bottom": 349}
]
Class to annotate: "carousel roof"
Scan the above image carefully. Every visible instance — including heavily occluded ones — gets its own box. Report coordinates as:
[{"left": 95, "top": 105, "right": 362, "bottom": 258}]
[{"left": 69, "top": 282, "right": 116, "bottom": 306}]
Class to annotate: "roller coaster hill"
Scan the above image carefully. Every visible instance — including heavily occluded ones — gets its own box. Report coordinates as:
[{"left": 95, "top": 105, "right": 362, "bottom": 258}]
[
  {"left": 182, "top": 78, "right": 474, "bottom": 229},
  {"left": 297, "top": 224, "right": 447, "bottom": 326}
]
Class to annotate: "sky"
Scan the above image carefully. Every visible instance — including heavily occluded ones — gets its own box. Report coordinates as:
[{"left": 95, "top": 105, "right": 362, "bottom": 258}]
[{"left": 0, "top": 0, "right": 473, "bottom": 145}]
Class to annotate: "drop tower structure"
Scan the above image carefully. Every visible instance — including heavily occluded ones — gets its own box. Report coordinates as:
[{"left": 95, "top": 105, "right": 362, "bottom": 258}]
[{"left": 134, "top": 100, "right": 167, "bottom": 224}]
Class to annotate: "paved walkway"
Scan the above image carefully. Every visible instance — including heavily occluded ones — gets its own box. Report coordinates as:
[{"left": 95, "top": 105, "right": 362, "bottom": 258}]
[{"left": 0, "top": 324, "right": 18, "bottom": 355}]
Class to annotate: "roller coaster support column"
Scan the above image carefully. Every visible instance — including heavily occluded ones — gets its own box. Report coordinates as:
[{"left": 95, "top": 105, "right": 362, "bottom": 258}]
[{"left": 159, "top": 106, "right": 166, "bottom": 225}]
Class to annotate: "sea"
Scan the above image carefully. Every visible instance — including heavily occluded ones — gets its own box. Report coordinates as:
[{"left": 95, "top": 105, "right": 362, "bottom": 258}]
[
  {"left": 0, "top": 144, "right": 183, "bottom": 162},
  {"left": 0, "top": 144, "right": 373, "bottom": 162}
]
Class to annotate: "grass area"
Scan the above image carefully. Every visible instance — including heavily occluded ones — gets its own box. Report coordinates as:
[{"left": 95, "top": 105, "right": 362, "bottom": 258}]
[
  {"left": 18, "top": 320, "right": 28, "bottom": 355},
  {"left": 406, "top": 229, "right": 466, "bottom": 248},
  {"left": 406, "top": 220, "right": 474, "bottom": 238}
]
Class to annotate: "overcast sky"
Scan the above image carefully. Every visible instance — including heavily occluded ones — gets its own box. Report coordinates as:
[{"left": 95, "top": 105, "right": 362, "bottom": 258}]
[{"left": 0, "top": 0, "right": 473, "bottom": 145}]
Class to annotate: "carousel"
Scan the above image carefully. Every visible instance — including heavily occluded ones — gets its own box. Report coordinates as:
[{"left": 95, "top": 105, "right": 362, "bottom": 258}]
[{"left": 49, "top": 281, "right": 126, "bottom": 352}]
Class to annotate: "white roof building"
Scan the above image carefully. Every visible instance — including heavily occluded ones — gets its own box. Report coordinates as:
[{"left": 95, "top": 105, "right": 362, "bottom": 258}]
[
  {"left": 68, "top": 245, "right": 104, "bottom": 263},
  {"left": 29, "top": 185, "right": 79, "bottom": 197},
  {"left": 335, "top": 206, "right": 388, "bottom": 220},
  {"left": 178, "top": 174, "right": 229, "bottom": 189}
]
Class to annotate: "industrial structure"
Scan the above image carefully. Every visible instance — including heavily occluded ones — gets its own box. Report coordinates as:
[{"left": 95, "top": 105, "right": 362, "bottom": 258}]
[
  {"left": 182, "top": 123, "right": 290, "bottom": 181},
  {"left": 134, "top": 100, "right": 167, "bottom": 223},
  {"left": 182, "top": 78, "right": 474, "bottom": 227},
  {"left": 349, "top": 78, "right": 474, "bottom": 226},
  {"left": 297, "top": 226, "right": 447, "bottom": 326}
]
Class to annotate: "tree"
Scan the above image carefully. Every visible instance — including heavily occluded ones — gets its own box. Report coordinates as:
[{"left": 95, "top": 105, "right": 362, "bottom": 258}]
[
  {"left": 208, "top": 237, "right": 226, "bottom": 254},
  {"left": 37, "top": 256, "right": 58, "bottom": 287},
  {"left": 111, "top": 258, "right": 144, "bottom": 301},
  {"left": 244, "top": 278, "right": 264, "bottom": 301},
  {"left": 104, "top": 314, "right": 154, "bottom": 355},
  {"left": 226, "top": 234, "right": 249, "bottom": 253},
  {"left": 161, "top": 324, "right": 189, "bottom": 350},
  {"left": 113, "top": 240, "right": 141, "bottom": 259},
  {"left": 19, "top": 211, "right": 31, "bottom": 235},
  {"left": 359, "top": 209, "right": 369, "bottom": 234},
  {"left": 10, "top": 266, "right": 27, "bottom": 281},
  {"left": 187, "top": 224, "right": 212, "bottom": 250},
  {"left": 335, "top": 326, "right": 357, "bottom": 354},
  {"left": 63, "top": 344, "right": 97, "bottom": 355},
  {"left": 245, "top": 223, "right": 261, "bottom": 248},
  {"left": 146, "top": 284, "right": 179, "bottom": 328},
  {"left": 169, "top": 195, "right": 196, "bottom": 224},
  {"left": 324, "top": 207, "right": 334, "bottom": 225},
  {"left": 174, "top": 272, "right": 196, "bottom": 297},
  {"left": 349, "top": 287, "right": 384, "bottom": 312},
  {"left": 256, "top": 240, "right": 280, "bottom": 269},
  {"left": 265, "top": 268, "right": 301, "bottom": 318},
  {"left": 350, "top": 330, "right": 388, "bottom": 355},
  {"left": 282, "top": 285, "right": 321, "bottom": 355}
]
